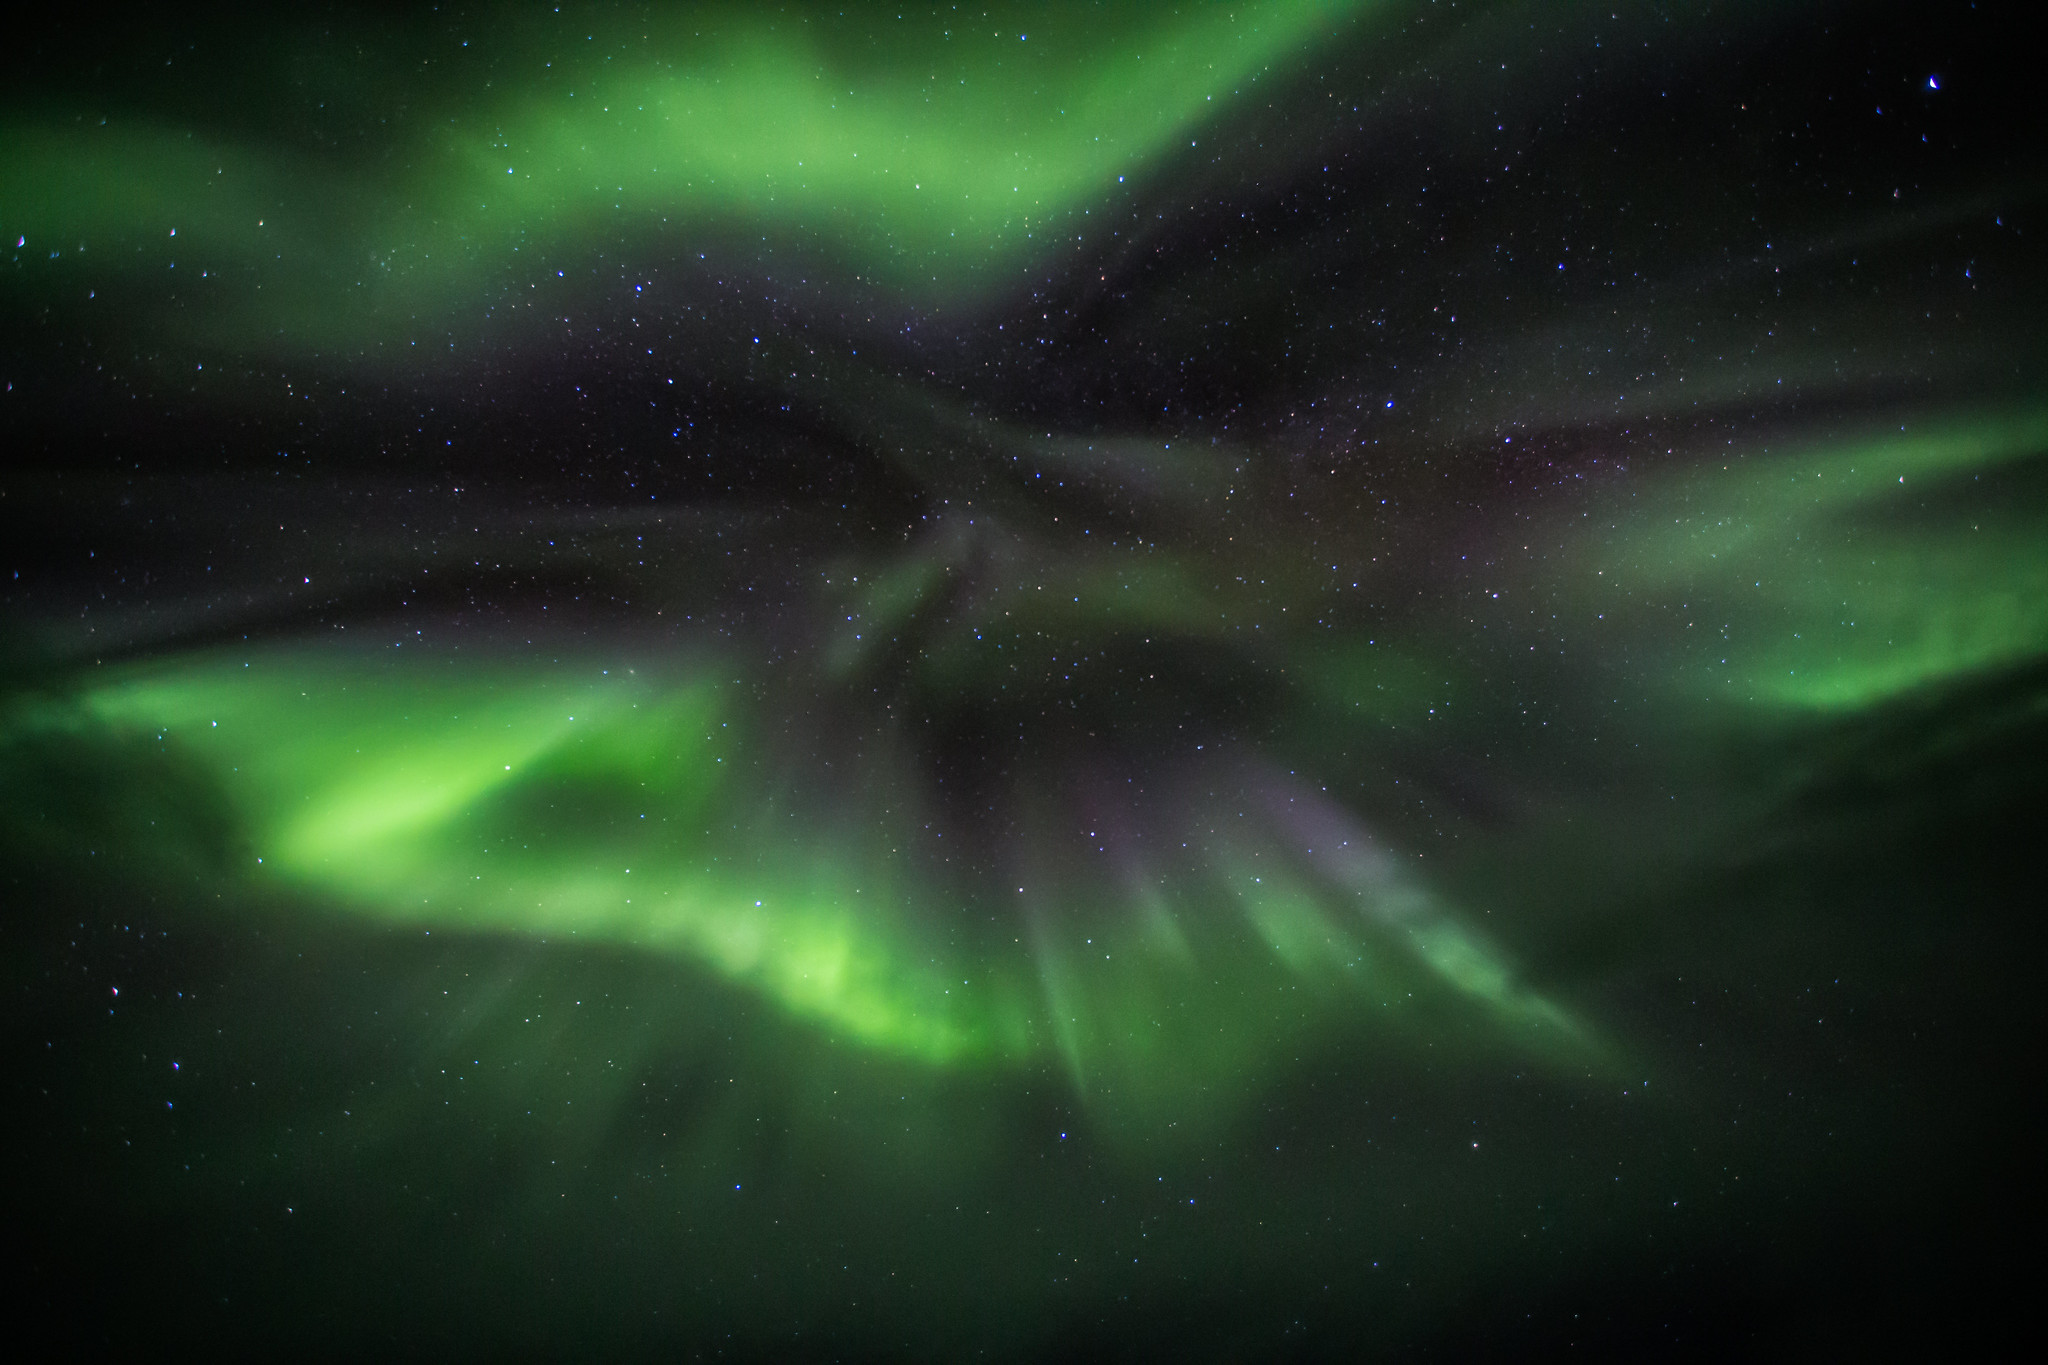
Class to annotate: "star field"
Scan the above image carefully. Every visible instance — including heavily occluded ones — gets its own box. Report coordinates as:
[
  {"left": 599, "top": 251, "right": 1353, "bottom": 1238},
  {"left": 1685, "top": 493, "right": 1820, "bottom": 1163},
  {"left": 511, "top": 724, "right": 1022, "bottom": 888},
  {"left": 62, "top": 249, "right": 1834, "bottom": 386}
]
[{"left": 3, "top": 2, "right": 2042, "bottom": 1357}]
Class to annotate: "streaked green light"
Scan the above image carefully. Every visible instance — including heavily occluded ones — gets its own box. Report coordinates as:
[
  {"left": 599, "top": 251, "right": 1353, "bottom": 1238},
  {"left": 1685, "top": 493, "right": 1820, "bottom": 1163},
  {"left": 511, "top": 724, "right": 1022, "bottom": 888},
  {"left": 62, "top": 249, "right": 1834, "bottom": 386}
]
[
  {"left": 3, "top": 2, "right": 1370, "bottom": 357},
  {"left": 1562, "top": 407, "right": 2048, "bottom": 711},
  {"left": 74, "top": 643, "right": 1581, "bottom": 1088}
]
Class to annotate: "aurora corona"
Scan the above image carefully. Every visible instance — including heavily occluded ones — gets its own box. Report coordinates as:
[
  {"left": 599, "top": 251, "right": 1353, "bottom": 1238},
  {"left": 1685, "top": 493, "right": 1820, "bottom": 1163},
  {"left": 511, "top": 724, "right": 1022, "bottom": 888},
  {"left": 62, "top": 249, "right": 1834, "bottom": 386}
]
[{"left": 3, "top": 2, "right": 2040, "bottom": 1356}]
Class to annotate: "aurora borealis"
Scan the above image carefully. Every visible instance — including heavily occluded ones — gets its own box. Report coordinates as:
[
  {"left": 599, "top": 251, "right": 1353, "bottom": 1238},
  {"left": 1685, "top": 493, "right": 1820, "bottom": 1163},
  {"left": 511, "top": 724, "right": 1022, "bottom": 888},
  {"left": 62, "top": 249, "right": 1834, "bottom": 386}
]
[{"left": 4, "top": 2, "right": 2042, "bottom": 1356}]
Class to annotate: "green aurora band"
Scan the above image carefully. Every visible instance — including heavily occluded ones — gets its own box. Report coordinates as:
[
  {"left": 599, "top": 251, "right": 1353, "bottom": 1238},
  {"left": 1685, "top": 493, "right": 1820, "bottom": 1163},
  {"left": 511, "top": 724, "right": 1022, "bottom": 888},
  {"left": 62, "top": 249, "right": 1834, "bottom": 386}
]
[
  {"left": 17, "top": 397, "right": 2043, "bottom": 1098},
  {"left": 2, "top": 4, "right": 2043, "bottom": 1350},
  {"left": 5, "top": 1, "right": 1373, "bottom": 354},
  {"left": 5, "top": 0, "right": 2043, "bottom": 1084}
]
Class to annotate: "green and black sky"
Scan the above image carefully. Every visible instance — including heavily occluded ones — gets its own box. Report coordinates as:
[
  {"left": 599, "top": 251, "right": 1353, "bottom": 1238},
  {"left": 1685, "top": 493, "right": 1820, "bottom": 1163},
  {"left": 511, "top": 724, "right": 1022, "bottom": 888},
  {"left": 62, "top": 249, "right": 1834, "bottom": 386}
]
[{"left": 3, "top": 2, "right": 2042, "bottom": 1358}]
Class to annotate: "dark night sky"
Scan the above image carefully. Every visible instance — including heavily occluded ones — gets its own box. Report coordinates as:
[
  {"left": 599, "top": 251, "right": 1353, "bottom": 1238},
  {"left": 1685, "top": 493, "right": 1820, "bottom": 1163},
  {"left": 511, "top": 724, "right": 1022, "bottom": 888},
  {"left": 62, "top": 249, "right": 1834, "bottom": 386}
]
[{"left": 3, "top": 2, "right": 2043, "bottom": 1358}]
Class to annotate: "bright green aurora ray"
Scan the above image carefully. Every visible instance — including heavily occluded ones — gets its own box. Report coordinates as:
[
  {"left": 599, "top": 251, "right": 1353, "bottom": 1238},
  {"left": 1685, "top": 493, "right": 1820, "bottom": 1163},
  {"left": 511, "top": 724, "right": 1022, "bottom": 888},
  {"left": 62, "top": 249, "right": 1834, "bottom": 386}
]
[
  {"left": 3, "top": 0, "right": 1374, "bottom": 357},
  {"left": 66, "top": 640, "right": 1583, "bottom": 1089}
]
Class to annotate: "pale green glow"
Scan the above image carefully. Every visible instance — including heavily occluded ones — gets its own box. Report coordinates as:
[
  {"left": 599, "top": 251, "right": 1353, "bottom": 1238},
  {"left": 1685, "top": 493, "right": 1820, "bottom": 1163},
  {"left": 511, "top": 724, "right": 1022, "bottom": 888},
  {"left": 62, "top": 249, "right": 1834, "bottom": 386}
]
[
  {"left": 85, "top": 658, "right": 1014, "bottom": 1063},
  {"left": 2, "top": 2, "right": 1369, "bottom": 356},
  {"left": 77, "top": 643, "right": 1580, "bottom": 1083},
  {"left": 1568, "top": 408, "right": 2048, "bottom": 711},
  {"left": 1299, "top": 639, "right": 1461, "bottom": 729},
  {"left": 1742, "top": 519, "right": 2048, "bottom": 710},
  {"left": 467, "top": 4, "right": 1353, "bottom": 260}
]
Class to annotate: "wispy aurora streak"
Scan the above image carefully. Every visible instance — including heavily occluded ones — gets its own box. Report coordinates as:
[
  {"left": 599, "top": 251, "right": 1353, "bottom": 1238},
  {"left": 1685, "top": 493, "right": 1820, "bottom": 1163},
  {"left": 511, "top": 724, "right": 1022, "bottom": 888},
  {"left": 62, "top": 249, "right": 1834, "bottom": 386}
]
[
  {"left": 1580, "top": 408, "right": 2048, "bottom": 710},
  {"left": 75, "top": 644, "right": 1580, "bottom": 1084},
  {"left": 4, "top": 0, "right": 1371, "bottom": 352},
  {"left": 61, "top": 395, "right": 2045, "bottom": 1085},
  {"left": 3, "top": 0, "right": 2041, "bottom": 1134}
]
